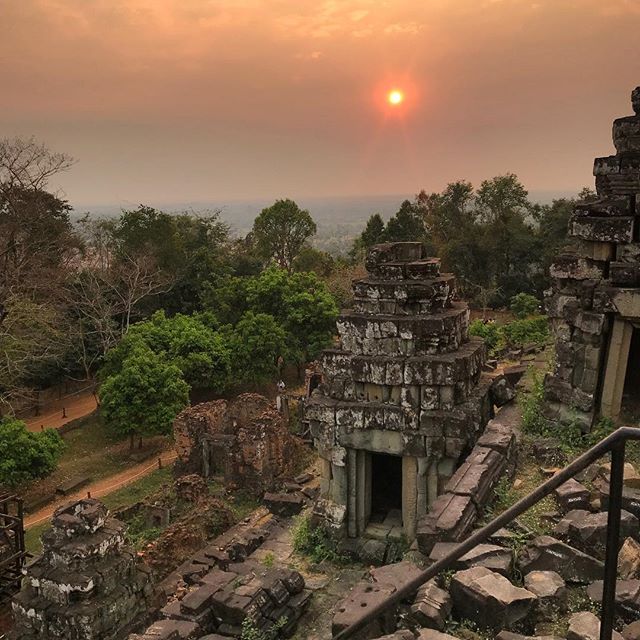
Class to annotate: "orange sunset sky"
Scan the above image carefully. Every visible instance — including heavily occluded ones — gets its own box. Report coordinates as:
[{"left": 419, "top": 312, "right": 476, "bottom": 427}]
[{"left": 1, "top": 0, "right": 639, "bottom": 205}]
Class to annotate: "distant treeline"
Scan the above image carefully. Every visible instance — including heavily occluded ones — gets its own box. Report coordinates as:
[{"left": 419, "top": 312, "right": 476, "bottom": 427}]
[{"left": 351, "top": 174, "right": 592, "bottom": 308}]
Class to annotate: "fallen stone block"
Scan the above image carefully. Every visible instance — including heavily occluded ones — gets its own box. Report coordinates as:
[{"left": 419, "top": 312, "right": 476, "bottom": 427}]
[
  {"left": 371, "top": 632, "right": 416, "bottom": 640},
  {"left": 370, "top": 561, "right": 424, "bottom": 593},
  {"left": 567, "top": 611, "right": 623, "bottom": 640},
  {"left": 554, "top": 478, "right": 591, "bottom": 513},
  {"left": 586, "top": 579, "right": 640, "bottom": 623},
  {"left": 449, "top": 566, "right": 536, "bottom": 630},
  {"left": 518, "top": 536, "right": 604, "bottom": 583},
  {"left": 524, "top": 570, "right": 567, "bottom": 611},
  {"left": 263, "top": 493, "right": 305, "bottom": 517},
  {"left": 139, "top": 619, "right": 202, "bottom": 639},
  {"left": 622, "top": 620, "right": 640, "bottom": 640},
  {"left": 416, "top": 631, "right": 460, "bottom": 640},
  {"left": 496, "top": 633, "right": 563, "bottom": 640},
  {"left": 564, "top": 510, "right": 639, "bottom": 557},
  {"left": 429, "top": 542, "right": 512, "bottom": 577},
  {"left": 619, "top": 538, "right": 640, "bottom": 579},
  {"left": 490, "top": 375, "right": 516, "bottom": 407},
  {"left": 416, "top": 494, "right": 476, "bottom": 554},
  {"left": 332, "top": 582, "right": 398, "bottom": 640},
  {"left": 409, "top": 579, "right": 452, "bottom": 630}
]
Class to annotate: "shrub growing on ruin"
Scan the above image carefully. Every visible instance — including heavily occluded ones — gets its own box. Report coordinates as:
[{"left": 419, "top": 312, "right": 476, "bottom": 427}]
[
  {"left": 292, "top": 513, "right": 345, "bottom": 565},
  {"left": 0, "top": 417, "right": 65, "bottom": 487}
]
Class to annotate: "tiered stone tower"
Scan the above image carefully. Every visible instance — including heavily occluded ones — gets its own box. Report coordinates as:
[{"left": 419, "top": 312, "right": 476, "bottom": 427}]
[
  {"left": 306, "top": 242, "right": 492, "bottom": 550},
  {"left": 544, "top": 87, "right": 640, "bottom": 429},
  {"left": 12, "top": 499, "right": 155, "bottom": 640}
]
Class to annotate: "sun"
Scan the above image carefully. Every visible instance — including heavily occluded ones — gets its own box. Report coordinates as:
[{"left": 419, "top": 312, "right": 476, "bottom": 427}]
[{"left": 388, "top": 89, "right": 404, "bottom": 105}]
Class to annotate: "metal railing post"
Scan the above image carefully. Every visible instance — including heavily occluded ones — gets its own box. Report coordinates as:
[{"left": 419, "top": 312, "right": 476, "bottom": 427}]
[{"left": 600, "top": 440, "right": 625, "bottom": 640}]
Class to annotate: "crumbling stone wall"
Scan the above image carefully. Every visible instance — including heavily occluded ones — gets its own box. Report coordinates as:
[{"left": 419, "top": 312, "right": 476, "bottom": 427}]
[
  {"left": 544, "top": 87, "right": 640, "bottom": 429},
  {"left": 174, "top": 393, "right": 301, "bottom": 496},
  {"left": 306, "top": 242, "right": 494, "bottom": 547},
  {"left": 11, "top": 499, "right": 156, "bottom": 640}
]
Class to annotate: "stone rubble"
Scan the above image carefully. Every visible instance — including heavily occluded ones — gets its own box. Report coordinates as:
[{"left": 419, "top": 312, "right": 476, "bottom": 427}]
[{"left": 448, "top": 566, "right": 536, "bottom": 630}]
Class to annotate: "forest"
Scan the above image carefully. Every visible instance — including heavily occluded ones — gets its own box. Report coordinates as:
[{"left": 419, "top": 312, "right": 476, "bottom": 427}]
[{"left": 0, "top": 136, "right": 584, "bottom": 486}]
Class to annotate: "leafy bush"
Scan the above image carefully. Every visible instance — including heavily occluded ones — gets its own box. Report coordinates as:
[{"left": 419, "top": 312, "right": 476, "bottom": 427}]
[
  {"left": 0, "top": 417, "right": 65, "bottom": 487},
  {"left": 292, "top": 513, "right": 344, "bottom": 564},
  {"left": 125, "top": 514, "right": 163, "bottom": 549},
  {"left": 500, "top": 316, "right": 549, "bottom": 349},
  {"left": 470, "top": 316, "right": 549, "bottom": 356},
  {"left": 468, "top": 319, "right": 501, "bottom": 351},
  {"left": 510, "top": 293, "right": 541, "bottom": 319}
]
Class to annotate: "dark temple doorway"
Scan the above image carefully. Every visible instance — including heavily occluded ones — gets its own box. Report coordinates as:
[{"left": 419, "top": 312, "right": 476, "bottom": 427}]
[
  {"left": 622, "top": 326, "right": 640, "bottom": 419},
  {"left": 369, "top": 452, "right": 402, "bottom": 524}
]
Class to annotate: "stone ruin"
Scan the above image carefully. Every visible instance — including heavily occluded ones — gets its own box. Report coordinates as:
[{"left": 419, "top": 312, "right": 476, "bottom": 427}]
[
  {"left": 305, "top": 242, "right": 499, "bottom": 552},
  {"left": 11, "top": 499, "right": 156, "bottom": 640},
  {"left": 544, "top": 86, "right": 640, "bottom": 429},
  {"left": 130, "top": 508, "right": 312, "bottom": 640},
  {"left": 174, "top": 393, "right": 301, "bottom": 497}
]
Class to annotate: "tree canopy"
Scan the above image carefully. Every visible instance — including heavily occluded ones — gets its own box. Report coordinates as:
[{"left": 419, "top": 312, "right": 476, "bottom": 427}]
[
  {"left": 252, "top": 199, "right": 317, "bottom": 272},
  {"left": 0, "top": 417, "right": 65, "bottom": 488},
  {"left": 99, "top": 344, "right": 190, "bottom": 446}
]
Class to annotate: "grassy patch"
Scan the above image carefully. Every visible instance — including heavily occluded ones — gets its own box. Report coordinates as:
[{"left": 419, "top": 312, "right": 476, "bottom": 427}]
[
  {"left": 101, "top": 466, "right": 173, "bottom": 511},
  {"left": 483, "top": 466, "right": 558, "bottom": 538},
  {"left": 19, "top": 412, "right": 170, "bottom": 512},
  {"left": 24, "top": 521, "right": 50, "bottom": 555},
  {"left": 125, "top": 514, "right": 164, "bottom": 550}
]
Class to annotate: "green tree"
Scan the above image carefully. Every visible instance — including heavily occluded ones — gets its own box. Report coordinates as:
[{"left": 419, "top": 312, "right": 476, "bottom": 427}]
[
  {"left": 384, "top": 200, "right": 424, "bottom": 242},
  {"left": 99, "top": 345, "right": 189, "bottom": 448},
  {"left": 0, "top": 297, "right": 70, "bottom": 412},
  {"left": 292, "top": 247, "right": 335, "bottom": 276},
  {"left": 245, "top": 267, "right": 338, "bottom": 374},
  {"left": 510, "top": 293, "right": 541, "bottom": 319},
  {"left": 107, "top": 206, "right": 230, "bottom": 314},
  {"left": 222, "top": 312, "right": 287, "bottom": 385},
  {"left": 101, "top": 311, "right": 231, "bottom": 393},
  {"left": 0, "top": 417, "right": 65, "bottom": 487},
  {"left": 252, "top": 199, "right": 317, "bottom": 272}
]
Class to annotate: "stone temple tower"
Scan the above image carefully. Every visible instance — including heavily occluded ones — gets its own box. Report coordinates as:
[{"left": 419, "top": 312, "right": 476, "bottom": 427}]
[
  {"left": 544, "top": 87, "right": 640, "bottom": 429},
  {"left": 306, "top": 242, "right": 492, "bottom": 552},
  {"left": 12, "top": 499, "right": 155, "bottom": 640}
]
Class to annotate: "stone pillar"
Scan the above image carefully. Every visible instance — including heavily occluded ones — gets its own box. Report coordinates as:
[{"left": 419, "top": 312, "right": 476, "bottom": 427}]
[
  {"left": 601, "top": 318, "right": 633, "bottom": 420},
  {"left": 355, "top": 450, "right": 368, "bottom": 535},
  {"left": 330, "top": 446, "right": 348, "bottom": 506},
  {"left": 402, "top": 456, "right": 418, "bottom": 540},
  {"left": 416, "top": 456, "right": 430, "bottom": 516},
  {"left": 319, "top": 457, "right": 332, "bottom": 497},
  {"left": 347, "top": 448, "right": 358, "bottom": 537}
]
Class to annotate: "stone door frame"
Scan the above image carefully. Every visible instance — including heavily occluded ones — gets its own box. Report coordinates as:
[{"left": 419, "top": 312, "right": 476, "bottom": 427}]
[
  {"left": 346, "top": 449, "right": 430, "bottom": 541},
  {"left": 600, "top": 317, "right": 640, "bottom": 420}
]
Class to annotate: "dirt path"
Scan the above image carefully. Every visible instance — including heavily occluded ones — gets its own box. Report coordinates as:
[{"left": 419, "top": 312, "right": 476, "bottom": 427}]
[
  {"left": 24, "top": 451, "right": 178, "bottom": 529},
  {"left": 24, "top": 389, "right": 98, "bottom": 432}
]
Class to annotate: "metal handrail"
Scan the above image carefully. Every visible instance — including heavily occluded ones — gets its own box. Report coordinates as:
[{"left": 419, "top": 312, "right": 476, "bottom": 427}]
[{"left": 335, "top": 426, "right": 640, "bottom": 640}]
